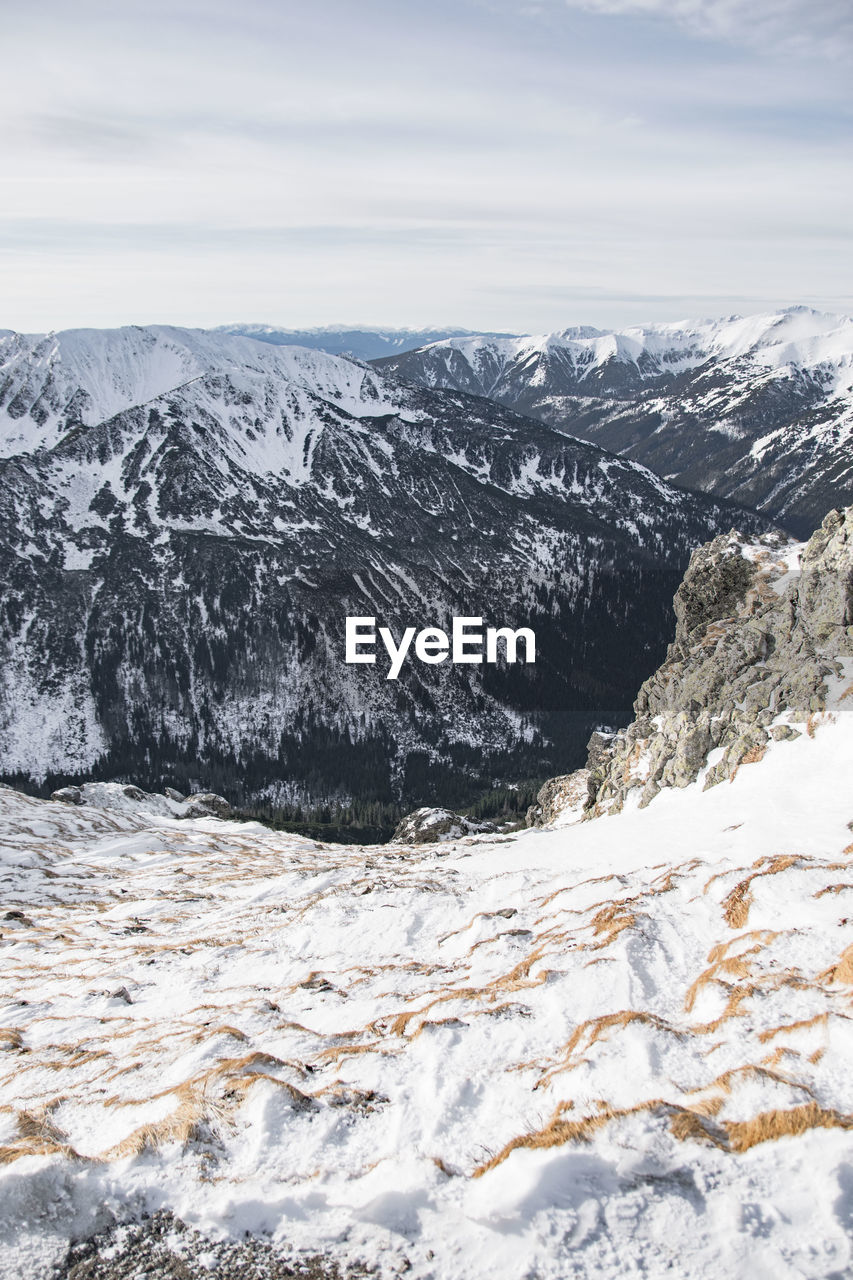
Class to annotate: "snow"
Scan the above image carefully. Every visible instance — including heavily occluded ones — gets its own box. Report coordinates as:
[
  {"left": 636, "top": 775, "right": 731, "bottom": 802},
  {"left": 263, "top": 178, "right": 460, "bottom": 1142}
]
[
  {"left": 2, "top": 695, "right": 853, "bottom": 1277},
  {"left": 417, "top": 305, "right": 853, "bottom": 391},
  {"left": 0, "top": 326, "right": 398, "bottom": 460}
]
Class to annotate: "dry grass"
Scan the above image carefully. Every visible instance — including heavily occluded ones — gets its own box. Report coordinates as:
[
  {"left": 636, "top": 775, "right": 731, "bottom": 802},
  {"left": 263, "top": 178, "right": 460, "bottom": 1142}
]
[
  {"left": 473, "top": 1097, "right": 735, "bottom": 1175},
  {"left": 535, "top": 1010, "right": 682, "bottom": 1089},
  {"left": 819, "top": 946, "right": 853, "bottom": 985},
  {"left": 684, "top": 937, "right": 770, "bottom": 1013},
  {"left": 758, "top": 1012, "right": 829, "bottom": 1044},
  {"left": 0, "top": 1104, "right": 82, "bottom": 1166},
  {"left": 721, "top": 856, "right": 801, "bottom": 929},
  {"left": 472, "top": 1095, "right": 853, "bottom": 1175},
  {"left": 585, "top": 902, "right": 638, "bottom": 950},
  {"left": 724, "top": 1102, "right": 853, "bottom": 1152},
  {"left": 722, "top": 881, "right": 754, "bottom": 928}
]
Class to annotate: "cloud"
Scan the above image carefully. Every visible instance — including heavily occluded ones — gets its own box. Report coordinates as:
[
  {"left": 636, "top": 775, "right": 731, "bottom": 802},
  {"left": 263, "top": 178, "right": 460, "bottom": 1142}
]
[
  {"left": 0, "top": 0, "right": 849, "bottom": 330},
  {"left": 555, "top": 0, "right": 853, "bottom": 57}
]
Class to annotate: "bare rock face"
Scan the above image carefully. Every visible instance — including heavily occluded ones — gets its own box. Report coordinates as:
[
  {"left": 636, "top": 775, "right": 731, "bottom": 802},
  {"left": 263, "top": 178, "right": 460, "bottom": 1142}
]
[
  {"left": 183, "top": 791, "right": 231, "bottom": 819},
  {"left": 526, "top": 768, "right": 591, "bottom": 828},
  {"left": 51, "top": 785, "right": 83, "bottom": 805},
  {"left": 392, "top": 807, "right": 496, "bottom": 845},
  {"left": 582, "top": 506, "right": 853, "bottom": 817}
]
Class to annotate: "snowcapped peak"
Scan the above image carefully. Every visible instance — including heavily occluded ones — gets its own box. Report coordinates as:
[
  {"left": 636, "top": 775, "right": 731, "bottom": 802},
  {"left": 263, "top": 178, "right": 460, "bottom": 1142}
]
[{"left": 0, "top": 324, "right": 393, "bottom": 459}]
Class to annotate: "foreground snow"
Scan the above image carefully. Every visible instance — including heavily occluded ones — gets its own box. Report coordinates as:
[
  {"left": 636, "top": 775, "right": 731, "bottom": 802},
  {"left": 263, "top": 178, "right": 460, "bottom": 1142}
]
[{"left": 2, "top": 704, "right": 853, "bottom": 1277}]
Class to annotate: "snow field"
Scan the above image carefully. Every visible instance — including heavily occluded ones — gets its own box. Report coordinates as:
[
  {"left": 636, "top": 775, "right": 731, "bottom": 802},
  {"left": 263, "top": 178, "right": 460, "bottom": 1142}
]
[{"left": 1, "top": 700, "right": 853, "bottom": 1277}]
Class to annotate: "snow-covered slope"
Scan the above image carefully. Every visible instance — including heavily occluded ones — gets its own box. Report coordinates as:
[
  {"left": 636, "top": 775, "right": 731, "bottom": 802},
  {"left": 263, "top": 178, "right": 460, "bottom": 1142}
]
[
  {"left": 376, "top": 307, "right": 853, "bottom": 536},
  {"left": 2, "top": 629, "right": 853, "bottom": 1277},
  {"left": 0, "top": 324, "right": 770, "bottom": 811},
  {"left": 0, "top": 325, "right": 403, "bottom": 459}
]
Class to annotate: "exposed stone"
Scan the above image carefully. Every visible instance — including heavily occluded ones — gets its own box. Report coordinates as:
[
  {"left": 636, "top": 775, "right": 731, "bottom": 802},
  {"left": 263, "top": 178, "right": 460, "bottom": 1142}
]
[
  {"left": 51, "top": 786, "right": 82, "bottom": 805},
  {"left": 392, "top": 807, "right": 496, "bottom": 845},
  {"left": 571, "top": 506, "right": 853, "bottom": 819},
  {"left": 183, "top": 792, "right": 231, "bottom": 819},
  {"left": 527, "top": 769, "right": 591, "bottom": 827}
]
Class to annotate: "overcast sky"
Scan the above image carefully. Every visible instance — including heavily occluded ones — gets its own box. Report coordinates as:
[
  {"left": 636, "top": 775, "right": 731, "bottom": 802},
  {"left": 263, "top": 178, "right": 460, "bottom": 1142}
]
[{"left": 1, "top": 0, "right": 850, "bottom": 332}]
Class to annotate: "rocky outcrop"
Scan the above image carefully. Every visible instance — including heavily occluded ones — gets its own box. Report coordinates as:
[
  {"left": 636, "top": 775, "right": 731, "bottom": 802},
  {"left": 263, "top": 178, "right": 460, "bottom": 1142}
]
[
  {"left": 527, "top": 506, "right": 853, "bottom": 828},
  {"left": 50, "top": 781, "right": 231, "bottom": 820},
  {"left": 392, "top": 807, "right": 497, "bottom": 845},
  {"left": 183, "top": 792, "right": 232, "bottom": 819},
  {"left": 526, "top": 769, "right": 591, "bottom": 828},
  {"left": 581, "top": 507, "right": 853, "bottom": 816}
]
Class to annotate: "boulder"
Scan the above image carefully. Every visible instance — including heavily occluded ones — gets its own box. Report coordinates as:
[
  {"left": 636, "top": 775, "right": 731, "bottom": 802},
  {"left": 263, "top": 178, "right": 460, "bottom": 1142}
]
[
  {"left": 183, "top": 792, "right": 231, "bottom": 819},
  {"left": 51, "top": 786, "right": 82, "bottom": 805},
  {"left": 392, "top": 807, "right": 495, "bottom": 845}
]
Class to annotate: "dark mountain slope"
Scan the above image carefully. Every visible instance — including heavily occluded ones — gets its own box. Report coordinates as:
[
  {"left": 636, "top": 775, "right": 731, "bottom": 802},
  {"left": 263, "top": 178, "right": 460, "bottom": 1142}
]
[{"left": 0, "top": 326, "right": 773, "bottom": 816}]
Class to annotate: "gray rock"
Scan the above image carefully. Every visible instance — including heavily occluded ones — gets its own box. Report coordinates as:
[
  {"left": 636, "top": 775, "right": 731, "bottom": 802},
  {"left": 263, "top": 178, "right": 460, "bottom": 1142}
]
[
  {"left": 526, "top": 769, "right": 591, "bottom": 827},
  {"left": 572, "top": 506, "right": 853, "bottom": 819},
  {"left": 183, "top": 791, "right": 231, "bottom": 819},
  {"left": 392, "top": 807, "right": 496, "bottom": 844},
  {"left": 51, "top": 785, "right": 82, "bottom": 805}
]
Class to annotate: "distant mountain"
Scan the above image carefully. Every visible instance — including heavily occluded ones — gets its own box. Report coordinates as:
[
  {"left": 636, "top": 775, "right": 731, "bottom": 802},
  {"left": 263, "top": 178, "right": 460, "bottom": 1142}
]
[
  {"left": 213, "top": 324, "right": 517, "bottom": 363},
  {"left": 375, "top": 307, "right": 853, "bottom": 537},
  {"left": 0, "top": 324, "right": 772, "bottom": 816}
]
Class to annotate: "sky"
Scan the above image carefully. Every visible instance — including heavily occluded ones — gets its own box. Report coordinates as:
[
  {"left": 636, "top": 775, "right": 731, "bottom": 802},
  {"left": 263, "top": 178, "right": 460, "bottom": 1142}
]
[{"left": 0, "top": 0, "right": 851, "bottom": 333}]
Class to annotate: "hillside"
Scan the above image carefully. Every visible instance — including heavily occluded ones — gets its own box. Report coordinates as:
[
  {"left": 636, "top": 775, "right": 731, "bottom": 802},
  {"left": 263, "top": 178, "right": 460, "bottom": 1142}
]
[
  {"left": 0, "top": 325, "right": 769, "bottom": 816},
  {"left": 375, "top": 307, "right": 853, "bottom": 536},
  {"left": 1, "top": 507, "right": 852, "bottom": 1279}
]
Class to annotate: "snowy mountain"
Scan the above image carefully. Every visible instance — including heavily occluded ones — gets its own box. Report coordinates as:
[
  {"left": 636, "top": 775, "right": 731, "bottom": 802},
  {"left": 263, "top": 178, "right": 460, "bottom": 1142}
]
[
  {"left": 212, "top": 324, "right": 516, "bottom": 363},
  {"left": 0, "top": 324, "right": 771, "bottom": 815},
  {"left": 2, "top": 507, "right": 852, "bottom": 1279},
  {"left": 375, "top": 307, "right": 853, "bottom": 537}
]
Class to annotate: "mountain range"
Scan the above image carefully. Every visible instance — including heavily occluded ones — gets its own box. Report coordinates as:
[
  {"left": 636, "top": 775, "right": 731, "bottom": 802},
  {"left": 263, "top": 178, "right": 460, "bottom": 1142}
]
[
  {"left": 213, "top": 325, "right": 514, "bottom": 363},
  {"left": 376, "top": 307, "right": 853, "bottom": 537},
  {"left": 0, "top": 324, "right": 771, "bottom": 823}
]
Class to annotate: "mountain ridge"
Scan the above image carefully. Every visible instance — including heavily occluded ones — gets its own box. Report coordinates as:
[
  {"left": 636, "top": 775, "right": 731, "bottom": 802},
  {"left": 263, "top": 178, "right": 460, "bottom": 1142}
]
[
  {"left": 0, "top": 324, "right": 774, "bottom": 817},
  {"left": 374, "top": 306, "right": 853, "bottom": 536}
]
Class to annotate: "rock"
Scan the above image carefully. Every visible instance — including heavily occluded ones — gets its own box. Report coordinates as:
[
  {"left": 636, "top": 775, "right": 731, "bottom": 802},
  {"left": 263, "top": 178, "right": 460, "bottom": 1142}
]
[
  {"left": 587, "top": 730, "right": 618, "bottom": 769},
  {"left": 3, "top": 910, "right": 34, "bottom": 927},
  {"left": 577, "top": 507, "right": 853, "bottom": 817},
  {"left": 183, "top": 792, "right": 231, "bottom": 819},
  {"left": 164, "top": 787, "right": 185, "bottom": 802},
  {"left": 392, "top": 807, "right": 496, "bottom": 845},
  {"left": 121, "top": 785, "right": 147, "bottom": 802},
  {"left": 51, "top": 785, "right": 82, "bottom": 805},
  {"left": 770, "top": 724, "right": 801, "bottom": 742},
  {"left": 526, "top": 769, "right": 591, "bottom": 827}
]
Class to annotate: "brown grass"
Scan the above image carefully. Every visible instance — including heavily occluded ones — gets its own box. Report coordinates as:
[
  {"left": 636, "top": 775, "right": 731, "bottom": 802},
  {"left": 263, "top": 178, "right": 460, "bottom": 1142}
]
[
  {"left": 684, "top": 937, "right": 772, "bottom": 1012},
  {"left": 819, "top": 946, "right": 853, "bottom": 985},
  {"left": 722, "top": 881, "right": 754, "bottom": 928},
  {"left": 721, "top": 856, "right": 801, "bottom": 929},
  {"left": 758, "top": 1012, "right": 829, "bottom": 1044},
  {"left": 585, "top": 902, "right": 638, "bottom": 950},
  {"left": 0, "top": 1104, "right": 83, "bottom": 1166},
  {"left": 724, "top": 1102, "right": 853, "bottom": 1152},
  {"left": 473, "top": 1097, "right": 732, "bottom": 1175},
  {"left": 473, "top": 1095, "right": 853, "bottom": 1175},
  {"left": 535, "top": 1010, "right": 682, "bottom": 1089}
]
